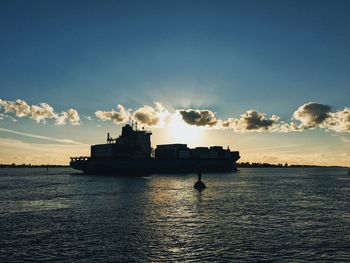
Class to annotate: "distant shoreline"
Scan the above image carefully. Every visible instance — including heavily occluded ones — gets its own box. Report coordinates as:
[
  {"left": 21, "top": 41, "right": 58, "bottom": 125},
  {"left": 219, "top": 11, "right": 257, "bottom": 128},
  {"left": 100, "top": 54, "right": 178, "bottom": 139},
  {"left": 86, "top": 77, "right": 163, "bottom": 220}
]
[
  {"left": 0, "top": 163, "right": 346, "bottom": 169},
  {"left": 0, "top": 164, "right": 69, "bottom": 168},
  {"left": 236, "top": 163, "right": 346, "bottom": 169}
]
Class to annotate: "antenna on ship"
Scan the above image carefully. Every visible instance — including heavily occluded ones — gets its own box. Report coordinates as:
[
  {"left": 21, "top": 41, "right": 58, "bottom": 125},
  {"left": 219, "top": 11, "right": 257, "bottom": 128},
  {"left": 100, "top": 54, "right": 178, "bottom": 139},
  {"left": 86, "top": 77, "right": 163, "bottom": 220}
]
[
  {"left": 135, "top": 121, "right": 138, "bottom": 131},
  {"left": 131, "top": 120, "right": 134, "bottom": 130},
  {"left": 107, "top": 132, "right": 112, "bottom": 144}
]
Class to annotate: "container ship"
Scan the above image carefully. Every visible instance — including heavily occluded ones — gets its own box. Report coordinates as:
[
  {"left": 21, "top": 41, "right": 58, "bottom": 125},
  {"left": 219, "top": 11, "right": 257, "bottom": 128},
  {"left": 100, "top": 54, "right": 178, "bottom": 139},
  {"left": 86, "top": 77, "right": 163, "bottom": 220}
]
[{"left": 70, "top": 123, "right": 240, "bottom": 174}]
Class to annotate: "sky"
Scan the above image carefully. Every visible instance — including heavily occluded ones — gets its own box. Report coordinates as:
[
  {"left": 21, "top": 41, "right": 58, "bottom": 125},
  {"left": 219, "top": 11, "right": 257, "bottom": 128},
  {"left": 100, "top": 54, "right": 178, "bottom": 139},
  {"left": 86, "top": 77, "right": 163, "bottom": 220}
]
[{"left": 0, "top": 0, "right": 349, "bottom": 166}]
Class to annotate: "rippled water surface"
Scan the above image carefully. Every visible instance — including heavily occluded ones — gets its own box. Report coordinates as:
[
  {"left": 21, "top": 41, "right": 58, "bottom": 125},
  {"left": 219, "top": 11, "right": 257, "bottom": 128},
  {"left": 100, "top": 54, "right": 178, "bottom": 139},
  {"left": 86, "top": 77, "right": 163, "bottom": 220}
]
[{"left": 1, "top": 167, "right": 350, "bottom": 262}]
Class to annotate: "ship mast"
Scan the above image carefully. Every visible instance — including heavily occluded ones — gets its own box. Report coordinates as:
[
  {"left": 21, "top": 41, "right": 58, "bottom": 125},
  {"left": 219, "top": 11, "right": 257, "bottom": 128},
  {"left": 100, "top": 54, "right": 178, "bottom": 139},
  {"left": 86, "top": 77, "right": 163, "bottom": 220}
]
[{"left": 107, "top": 132, "right": 114, "bottom": 144}]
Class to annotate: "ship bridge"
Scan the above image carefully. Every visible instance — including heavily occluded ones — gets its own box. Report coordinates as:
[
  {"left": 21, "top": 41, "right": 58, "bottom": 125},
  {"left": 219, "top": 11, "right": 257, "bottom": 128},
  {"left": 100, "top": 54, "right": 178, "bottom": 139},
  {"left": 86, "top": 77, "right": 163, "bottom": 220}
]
[{"left": 92, "top": 123, "right": 152, "bottom": 159}]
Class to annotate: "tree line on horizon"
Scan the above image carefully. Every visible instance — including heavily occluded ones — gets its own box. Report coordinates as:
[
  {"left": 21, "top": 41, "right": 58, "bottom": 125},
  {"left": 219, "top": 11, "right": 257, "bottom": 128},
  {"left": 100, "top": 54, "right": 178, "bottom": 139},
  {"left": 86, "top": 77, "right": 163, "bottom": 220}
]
[{"left": 0, "top": 162, "right": 345, "bottom": 168}]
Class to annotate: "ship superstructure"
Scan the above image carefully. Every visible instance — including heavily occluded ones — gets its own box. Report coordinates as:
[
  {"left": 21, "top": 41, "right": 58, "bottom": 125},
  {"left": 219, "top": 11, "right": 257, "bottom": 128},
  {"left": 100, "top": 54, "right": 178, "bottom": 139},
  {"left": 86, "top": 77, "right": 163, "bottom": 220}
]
[
  {"left": 92, "top": 123, "right": 152, "bottom": 159},
  {"left": 70, "top": 123, "right": 240, "bottom": 174}
]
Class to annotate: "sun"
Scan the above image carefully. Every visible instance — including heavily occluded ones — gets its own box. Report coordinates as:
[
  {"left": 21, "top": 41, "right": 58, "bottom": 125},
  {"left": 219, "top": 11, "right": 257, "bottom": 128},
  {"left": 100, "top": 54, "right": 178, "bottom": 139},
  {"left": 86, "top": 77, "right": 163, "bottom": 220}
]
[{"left": 167, "top": 113, "right": 203, "bottom": 146}]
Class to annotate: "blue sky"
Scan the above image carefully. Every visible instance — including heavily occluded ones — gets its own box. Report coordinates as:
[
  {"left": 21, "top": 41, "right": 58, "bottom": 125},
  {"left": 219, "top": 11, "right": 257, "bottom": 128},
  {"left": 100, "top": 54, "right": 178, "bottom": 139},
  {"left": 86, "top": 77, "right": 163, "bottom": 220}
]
[{"left": 0, "top": 0, "right": 349, "bottom": 165}]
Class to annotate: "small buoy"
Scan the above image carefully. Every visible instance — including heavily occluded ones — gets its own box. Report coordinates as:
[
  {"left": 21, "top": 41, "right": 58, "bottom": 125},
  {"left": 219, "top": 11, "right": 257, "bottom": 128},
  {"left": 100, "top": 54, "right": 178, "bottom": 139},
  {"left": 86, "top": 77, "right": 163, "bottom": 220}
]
[
  {"left": 194, "top": 169, "right": 206, "bottom": 191},
  {"left": 194, "top": 180, "right": 206, "bottom": 191}
]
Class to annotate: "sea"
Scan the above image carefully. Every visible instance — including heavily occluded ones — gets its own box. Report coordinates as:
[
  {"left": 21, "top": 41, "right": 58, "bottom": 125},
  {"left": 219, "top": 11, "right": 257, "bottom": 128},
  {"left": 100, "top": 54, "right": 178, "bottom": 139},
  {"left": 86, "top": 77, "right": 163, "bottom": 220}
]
[{"left": 0, "top": 167, "right": 349, "bottom": 262}]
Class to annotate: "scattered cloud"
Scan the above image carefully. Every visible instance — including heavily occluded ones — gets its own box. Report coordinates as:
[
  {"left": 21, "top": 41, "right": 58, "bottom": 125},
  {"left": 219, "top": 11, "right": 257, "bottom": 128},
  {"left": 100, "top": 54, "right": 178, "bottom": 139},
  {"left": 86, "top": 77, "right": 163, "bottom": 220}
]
[
  {"left": 179, "top": 109, "right": 217, "bottom": 127},
  {"left": 2, "top": 99, "right": 349, "bottom": 133},
  {"left": 223, "top": 110, "right": 280, "bottom": 132},
  {"left": 0, "top": 99, "right": 81, "bottom": 125},
  {"left": 95, "top": 104, "right": 130, "bottom": 124},
  {"left": 55, "top": 109, "right": 80, "bottom": 126},
  {"left": 0, "top": 99, "right": 31, "bottom": 117},
  {"left": 321, "top": 107, "right": 350, "bottom": 132},
  {"left": 30, "top": 103, "right": 57, "bottom": 123},
  {"left": 55, "top": 114, "right": 67, "bottom": 126},
  {"left": 133, "top": 105, "right": 160, "bottom": 126},
  {"left": 95, "top": 102, "right": 170, "bottom": 128},
  {"left": 93, "top": 101, "right": 350, "bottom": 133},
  {"left": 66, "top": 109, "right": 80, "bottom": 125},
  {"left": 133, "top": 102, "right": 170, "bottom": 128},
  {"left": 293, "top": 102, "right": 331, "bottom": 129},
  {"left": 289, "top": 103, "right": 350, "bottom": 132},
  {"left": 186, "top": 103, "right": 349, "bottom": 133}
]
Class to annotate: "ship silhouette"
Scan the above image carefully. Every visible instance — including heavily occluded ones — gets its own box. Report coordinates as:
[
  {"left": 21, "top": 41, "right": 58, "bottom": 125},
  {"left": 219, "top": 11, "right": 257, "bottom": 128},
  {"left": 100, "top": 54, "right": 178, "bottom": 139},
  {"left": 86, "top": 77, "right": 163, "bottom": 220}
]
[{"left": 70, "top": 123, "right": 240, "bottom": 174}]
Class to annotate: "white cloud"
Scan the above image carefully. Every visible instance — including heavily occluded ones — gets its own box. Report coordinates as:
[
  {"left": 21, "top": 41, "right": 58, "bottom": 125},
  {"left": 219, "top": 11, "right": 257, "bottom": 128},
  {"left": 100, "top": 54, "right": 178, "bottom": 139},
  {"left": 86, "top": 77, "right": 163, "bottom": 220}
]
[
  {"left": 321, "top": 107, "right": 350, "bottom": 132},
  {"left": 66, "top": 109, "right": 80, "bottom": 125},
  {"left": 30, "top": 103, "right": 57, "bottom": 123},
  {"left": 178, "top": 109, "right": 218, "bottom": 127},
  {"left": 95, "top": 104, "right": 130, "bottom": 124},
  {"left": 0, "top": 98, "right": 80, "bottom": 125},
  {"left": 55, "top": 112, "right": 68, "bottom": 126},
  {"left": 290, "top": 103, "right": 349, "bottom": 132},
  {"left": 0, "top": 99, "right": 31, "bottom": 117},
  {"left": 222, "top": 110, "right": 280, "bottom": 132},
  {"left": 3, "top": 99, "right": 348, "bottom": 133},
  {"left": 133, "top": 105, "right": 160, "bottom": 126},
  {"left": 174, "top": 102, "right": 349, "bottom": 133},
  {"left": 292, "top": 102, "right": 331, "bottom": 129},
  {"left": 132, "top": 102, "right": 170, "bottom": 127},
  {"left": 95, "top": 102, "right": 170, "bottom": 128}
]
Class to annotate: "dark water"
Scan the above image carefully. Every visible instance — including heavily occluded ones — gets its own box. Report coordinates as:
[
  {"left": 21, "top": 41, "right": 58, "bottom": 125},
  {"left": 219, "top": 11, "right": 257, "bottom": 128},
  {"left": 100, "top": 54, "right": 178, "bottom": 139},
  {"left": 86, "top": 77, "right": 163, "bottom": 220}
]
[{"left": 0, "top": 167, "right": 349, "bottom": 262}]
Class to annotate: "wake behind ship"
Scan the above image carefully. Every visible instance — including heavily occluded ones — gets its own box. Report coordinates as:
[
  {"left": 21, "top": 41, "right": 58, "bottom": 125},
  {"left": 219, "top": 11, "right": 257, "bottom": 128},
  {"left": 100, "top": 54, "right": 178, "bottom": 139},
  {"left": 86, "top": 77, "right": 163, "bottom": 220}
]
[{"left": 70, "top": 123, "right": 240, "bottom": 174}]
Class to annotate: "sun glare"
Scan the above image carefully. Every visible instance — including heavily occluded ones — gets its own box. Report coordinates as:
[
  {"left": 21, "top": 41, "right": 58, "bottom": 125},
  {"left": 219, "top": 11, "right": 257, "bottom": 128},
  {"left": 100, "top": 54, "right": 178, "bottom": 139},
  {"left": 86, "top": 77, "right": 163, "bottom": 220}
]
[{"left": 167, "top": 113, "right": 203, "bottom": 146}]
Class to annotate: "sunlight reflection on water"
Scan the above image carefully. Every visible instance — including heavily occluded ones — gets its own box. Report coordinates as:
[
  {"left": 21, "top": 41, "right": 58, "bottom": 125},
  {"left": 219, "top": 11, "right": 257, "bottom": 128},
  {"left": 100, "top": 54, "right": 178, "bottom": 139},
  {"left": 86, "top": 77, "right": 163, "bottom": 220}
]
[
  {"left": 1, "top": 199, "right": 70, "bottom": 214},
  {"left": 0, "top": 167, "right": 349, "bottom": 262}
]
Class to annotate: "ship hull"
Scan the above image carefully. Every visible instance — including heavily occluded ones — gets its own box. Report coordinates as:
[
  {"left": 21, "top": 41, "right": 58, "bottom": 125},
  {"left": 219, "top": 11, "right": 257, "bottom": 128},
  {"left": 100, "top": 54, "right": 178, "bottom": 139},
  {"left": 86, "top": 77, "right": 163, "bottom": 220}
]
[{"left": 70, "top": 158, "right": 238, "bottom": 175}]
